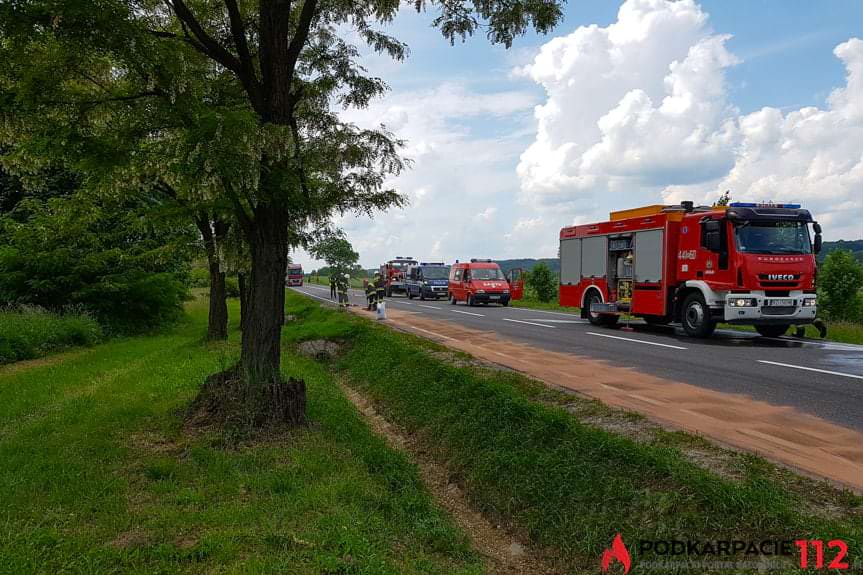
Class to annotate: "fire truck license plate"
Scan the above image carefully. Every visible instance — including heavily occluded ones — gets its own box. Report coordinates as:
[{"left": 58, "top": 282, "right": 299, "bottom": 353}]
[
  {"left": 489, "top": 295, "right": 500, "bottom": 300},
  {"left": 764, "top": 298, "right": 795, "bottom": 307}
]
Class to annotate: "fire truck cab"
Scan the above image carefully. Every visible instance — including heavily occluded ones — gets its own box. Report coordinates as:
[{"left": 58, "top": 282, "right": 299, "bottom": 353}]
[
  {"left": 559, "top": 202, "right": 821, "bottom": 338},
  {"left": 380, "top": 257, "right": 417, "bottom": 297},
  {"left": 286, "top": 263, "right": 304, "bottom": 287}
]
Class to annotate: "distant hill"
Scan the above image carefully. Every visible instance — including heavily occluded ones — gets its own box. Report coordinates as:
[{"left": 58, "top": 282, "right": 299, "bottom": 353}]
[{"left": 820, "top": 240, "right": 863, "bottom": 263}]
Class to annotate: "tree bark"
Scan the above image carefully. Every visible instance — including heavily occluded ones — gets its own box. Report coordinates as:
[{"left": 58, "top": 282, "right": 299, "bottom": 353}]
[
  {"left": 197, "top": 216, "right": 228, "bottom": 341},
  {"left": 240, "top": 204, "right": 289, "bottom": 382}
]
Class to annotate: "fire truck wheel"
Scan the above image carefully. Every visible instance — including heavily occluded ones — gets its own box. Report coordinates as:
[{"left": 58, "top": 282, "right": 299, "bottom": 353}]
[
  {"left": 755, "top": 325, "right": 789, "bottom": 338},
  {"left": 585, "top": 291, "right": 617, "bottom": 326},
  {"left": 681, "top": 292, "right": 716, "bottom": 338}
]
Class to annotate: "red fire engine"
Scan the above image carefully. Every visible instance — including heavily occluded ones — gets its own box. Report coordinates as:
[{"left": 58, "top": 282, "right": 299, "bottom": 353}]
[
  {"left": 379, "top": 257, "right": 417, "bottom": 296},
  {"left": 559, "top": 202, "right": 822, "bottom": 338}
]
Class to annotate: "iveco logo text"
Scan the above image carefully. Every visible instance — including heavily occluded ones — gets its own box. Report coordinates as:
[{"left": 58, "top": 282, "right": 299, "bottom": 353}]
[{"left": 767, "top": 274, "right": 796, "bottom": 281}]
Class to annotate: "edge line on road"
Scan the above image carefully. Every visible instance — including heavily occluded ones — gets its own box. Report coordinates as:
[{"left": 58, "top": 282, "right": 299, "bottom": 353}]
[
  {"left": 451, "top": 309, "right": 484, "bottom": 317},
  {"left": 757, "top": 360, "right": 863, "bottom": 380},
  {"left": 503, "top": 318, "right": 556, "bottom": 329},
  {"left": 586, "top": 331, "right": 687, "bottom": 350}
]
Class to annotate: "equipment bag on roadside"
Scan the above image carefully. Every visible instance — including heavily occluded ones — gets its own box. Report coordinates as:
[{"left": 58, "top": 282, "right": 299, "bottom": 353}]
[{"left": 376, "top": 301, "right": 387, "bottom": 320}]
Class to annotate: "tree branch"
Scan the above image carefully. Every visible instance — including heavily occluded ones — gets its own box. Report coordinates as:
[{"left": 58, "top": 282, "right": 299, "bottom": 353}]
[
  {"left": 284, "top": 0, "right": 318, "bottom": 90},
  {"left": 167, "top": 0, "right": 243, "bottom": 74}
]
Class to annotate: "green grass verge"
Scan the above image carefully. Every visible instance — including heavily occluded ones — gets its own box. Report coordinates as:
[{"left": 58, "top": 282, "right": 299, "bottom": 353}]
[
  {"left": 510, "top": 296, "right": 579, "bottom": 313},
  {"left": 0, "top": 296, "right": 481, "bottom": 574},
  {"left": 0, "top": 306, "right": 103, "bottom": 365},
  {"left": 283, "top": 292, "right": 863, "bottom": 572}
]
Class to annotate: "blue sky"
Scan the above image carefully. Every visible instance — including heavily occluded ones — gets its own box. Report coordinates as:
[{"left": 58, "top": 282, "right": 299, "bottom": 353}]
[{"left": 296, "top": 0, "right": 863, "bottom": 270}]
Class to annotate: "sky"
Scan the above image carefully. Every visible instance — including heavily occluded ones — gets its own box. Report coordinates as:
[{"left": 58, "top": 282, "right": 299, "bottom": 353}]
[{"left": 294, "top": 0, "right": 863, "bottom": 270}]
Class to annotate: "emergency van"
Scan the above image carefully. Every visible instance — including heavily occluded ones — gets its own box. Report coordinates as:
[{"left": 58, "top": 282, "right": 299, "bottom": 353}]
[
  {"left": 559, "top": 202, "right": 821, "bottom": 338},
  {"left": 448, "top": 259, "right": 523, "bottom": 306},
  {"left": 405, "top": 262, "right": 450, "bottom": 300}
]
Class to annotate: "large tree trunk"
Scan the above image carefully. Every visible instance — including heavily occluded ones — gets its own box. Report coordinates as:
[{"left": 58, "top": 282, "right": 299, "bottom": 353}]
[{"left": 239, "top": 205, "right": 306, "bottom": 425}]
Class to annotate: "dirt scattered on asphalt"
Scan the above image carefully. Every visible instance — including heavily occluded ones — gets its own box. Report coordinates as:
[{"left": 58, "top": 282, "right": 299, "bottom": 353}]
[{"left": 339, "top": 381, "right": 564, "bottom": 575}]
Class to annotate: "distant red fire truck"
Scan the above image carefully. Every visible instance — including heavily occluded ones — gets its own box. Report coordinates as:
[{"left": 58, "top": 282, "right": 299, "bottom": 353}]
[
  {"left": 559, "top": 202, "right": 822, "bottom": 338},
  {"left": 380, "top": 257, "right": 417, "bottom": 296},
  {"left": 286, "top": 263, "right": 304, "bottom": 287}
]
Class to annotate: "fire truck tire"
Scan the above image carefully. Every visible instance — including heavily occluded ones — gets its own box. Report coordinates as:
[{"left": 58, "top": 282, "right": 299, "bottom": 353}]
[
  {"left": 681, "top": 293, "right": 716, "bottom": 338},
  {"left": 585, "top": 291, "right": 618, "bottom": 326},
  {"left": 755, "top": 325, "right": 789, "bottom": 338},
  {"left": 501, "top": 300, "right": 509, "bottom": 307}
]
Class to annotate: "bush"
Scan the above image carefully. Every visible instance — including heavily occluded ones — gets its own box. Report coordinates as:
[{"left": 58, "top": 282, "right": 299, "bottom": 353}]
[
  {"left": 0, "top": 306, "right": 103, "bottom": 365},
  {"left": 0, "top": 196, "right": 195, "bottom": 333},
  {"left": 819, "top": 250, "right": 863, "bottom": 322},
  {"left": 189, "top": 267, "right": 210, "bottom": 288},
  {"left": 225, "top": 275, "right": 240, "bottom": 298},
  {"left": 526, "top": 262, "right": 557, "bottom": 302}
]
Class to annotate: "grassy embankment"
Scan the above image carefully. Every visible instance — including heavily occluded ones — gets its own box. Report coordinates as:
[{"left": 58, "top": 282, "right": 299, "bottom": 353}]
[
  {"left": 286, "top": 292, "right": 863, "bottom": 572},
  {"left": 0, "top": 296, "right": 482, "bottom": 574},
  {"left": 0, "top": 307, "right": 103, "bottom": 365}
]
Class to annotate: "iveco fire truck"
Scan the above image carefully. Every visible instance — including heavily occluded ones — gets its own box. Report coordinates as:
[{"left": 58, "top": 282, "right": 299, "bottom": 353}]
[
  {"left": 380, "top": 257, "right": 417, "bottom": 297},
  {"left": 559, "top": 202, "right": 822, "bottom": 338}
]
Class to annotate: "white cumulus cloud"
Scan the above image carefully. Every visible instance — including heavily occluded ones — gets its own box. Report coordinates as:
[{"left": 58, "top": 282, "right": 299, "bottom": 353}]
[{"left": 519, "top": 0, "right": 863, "bottom": 240}]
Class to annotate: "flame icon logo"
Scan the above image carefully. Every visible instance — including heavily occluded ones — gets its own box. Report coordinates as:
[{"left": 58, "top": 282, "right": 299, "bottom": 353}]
[{"left": 601, "top": 533, "right": 632, "bottom": 573}]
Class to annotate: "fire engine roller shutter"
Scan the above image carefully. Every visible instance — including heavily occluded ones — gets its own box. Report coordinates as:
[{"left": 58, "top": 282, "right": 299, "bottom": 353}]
[
  {"left": 581, "top": 236, "right": 607, "bottom": 278},
  {"left": 634, "top": 229, "right": 663, "bottom": 283},
  {"left": 560, "top": 238, "right": 582, "bottom": 284}
]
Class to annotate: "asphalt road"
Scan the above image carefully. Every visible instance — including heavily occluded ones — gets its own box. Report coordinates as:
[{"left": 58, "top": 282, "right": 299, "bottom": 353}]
[{"left": 292, "top": 285, "right": 863, "bottom": 431}]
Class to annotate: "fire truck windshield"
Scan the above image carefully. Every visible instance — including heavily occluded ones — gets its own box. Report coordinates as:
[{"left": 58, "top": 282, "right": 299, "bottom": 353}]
[
  {"left": 471, "top": 268, "right": 505, "bottom": 280},
  {"left": 734, "top": 221, "right": 812, "bottom": 255}
]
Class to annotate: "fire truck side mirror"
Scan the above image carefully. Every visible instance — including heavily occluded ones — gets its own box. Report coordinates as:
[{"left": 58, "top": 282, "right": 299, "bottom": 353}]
[{"left": 813, "top": 234, "right": 822, "bottom": 254}]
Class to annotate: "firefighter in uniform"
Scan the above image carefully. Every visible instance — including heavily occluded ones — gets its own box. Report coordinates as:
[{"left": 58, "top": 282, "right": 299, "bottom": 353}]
[
  {"left": 337, "top": 273, "right": 350, "bottom": 309},
  {"left": 329, "top": 274, "right": 337, "bottom": 299},
  {"left": 374, "top": 272, "right": 386, "bottom": 307},
  {"left": 364, "top": 278, "right": 376, "bottom": 311}
]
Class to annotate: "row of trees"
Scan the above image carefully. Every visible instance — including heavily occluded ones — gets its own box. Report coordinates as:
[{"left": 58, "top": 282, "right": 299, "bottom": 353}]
[
  {"left": 0, "top": 0, "right": 564, "bottom": 425},
  {"left": 820, "top": 250, "right": 863, "bottom": 323}
]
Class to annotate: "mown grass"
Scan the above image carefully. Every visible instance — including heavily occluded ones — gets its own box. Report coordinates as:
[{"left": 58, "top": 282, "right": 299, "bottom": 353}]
[
  {"left": 283, "top": 292, "right": 863, "bottom": 573},
  {"left": 0, "top": 296, "right": 481, "bottom": 574},
  {"left": 0, "top": 306, "right": 103, "bottom": 365}
]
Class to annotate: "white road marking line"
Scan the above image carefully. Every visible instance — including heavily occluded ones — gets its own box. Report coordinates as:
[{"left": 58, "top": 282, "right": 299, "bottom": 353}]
[
  {"left": 503, "top": 318, "right": 556, "bottom": 329},
  {"left": 418, "top": 304, "right": 442, "bottom": 310},
  {"left": 586, "top": 331, "right": 687, "bottom": 350},
  {"left": 508, "top": 307, "right": 582, "bottom": 318},
  {"left": 757, "top": 360, "right": 863, "bottom": 380},
  {"left": 297, "top": 291, "right": 336, "bottom": 305},
  {"left": 520, "top": 319, "right": 586, "bottom": 324},
  {"left": 451, "top": 309, "right": 484, "bottom": 317}
]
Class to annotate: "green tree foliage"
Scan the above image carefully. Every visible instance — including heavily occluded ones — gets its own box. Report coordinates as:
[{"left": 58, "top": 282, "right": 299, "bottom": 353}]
[
  {"left": 819, "top": 249, "right": 863, "bottom": 322},
  {"left": 0, "top": 195, "right": 196, "bottom": 332},
  {"left": 309, "top": 234, "right": 359, "bottom": 276},
  {"left": 526, "top": 262, "right": 557, "bottom": 303}
]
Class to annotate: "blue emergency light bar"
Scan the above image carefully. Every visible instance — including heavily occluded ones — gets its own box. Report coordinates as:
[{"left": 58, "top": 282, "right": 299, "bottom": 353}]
[{"left": 729, "top": 202, "right": 801, "bottom": 209}]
